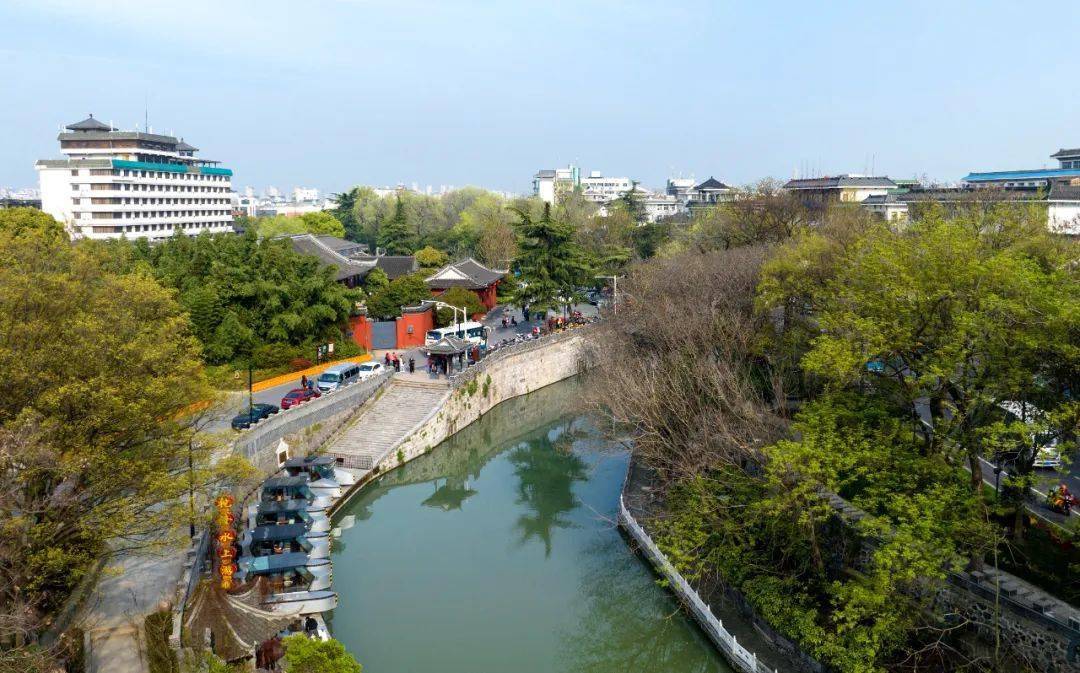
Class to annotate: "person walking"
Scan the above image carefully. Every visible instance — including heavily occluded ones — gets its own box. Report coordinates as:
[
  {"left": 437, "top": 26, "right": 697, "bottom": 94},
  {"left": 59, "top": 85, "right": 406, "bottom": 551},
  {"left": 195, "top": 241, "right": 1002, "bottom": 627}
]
[
  {"left": 300, "top": 374, "right": 308, "bottom": 389},
  {"left": 408, "top": 357, "right": 415, "bottom": 373},
  {"left": 384, "top": 352, "right": 390, "bottom": 367}
]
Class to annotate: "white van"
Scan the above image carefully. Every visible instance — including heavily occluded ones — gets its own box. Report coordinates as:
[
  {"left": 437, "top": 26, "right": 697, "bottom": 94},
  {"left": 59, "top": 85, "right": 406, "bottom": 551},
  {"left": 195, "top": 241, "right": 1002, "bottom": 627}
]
[{"left": 316, "top": 362, "right": 361, "bottom": 392}]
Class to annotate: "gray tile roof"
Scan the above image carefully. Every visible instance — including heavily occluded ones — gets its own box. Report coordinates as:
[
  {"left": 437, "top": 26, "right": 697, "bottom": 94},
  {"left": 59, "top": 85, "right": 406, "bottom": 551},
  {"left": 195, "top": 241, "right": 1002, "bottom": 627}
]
[
  {"left": 285, "top": 234, "right": 376, "bottom": 281},
  {"left": 425, "top": 258, "right": 507, "bottom": 290},
  {"left": 784, "top": 176, "right": 896, "bottom": 190},
  {"left": 352, "top": 254, "right": 417, "bottom": 279},
  {"left": 65, "top": 115, "right": 115, "bottom": 131},
  {"left": 535, "top": 169, "right": 556, "bottom": 178},
  {"left": 694, "top": 176, "right": 731, "bottom": 191},
  {"left": 1050, "top": 148, "right": 1080, "bottom": 159}
]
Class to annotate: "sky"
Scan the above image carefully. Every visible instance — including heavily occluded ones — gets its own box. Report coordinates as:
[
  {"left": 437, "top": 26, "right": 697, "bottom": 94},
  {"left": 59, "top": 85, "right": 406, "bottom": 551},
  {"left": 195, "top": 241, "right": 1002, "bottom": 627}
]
[{"left": 2, "top": 0, "right": 1079, "bottom": 195}]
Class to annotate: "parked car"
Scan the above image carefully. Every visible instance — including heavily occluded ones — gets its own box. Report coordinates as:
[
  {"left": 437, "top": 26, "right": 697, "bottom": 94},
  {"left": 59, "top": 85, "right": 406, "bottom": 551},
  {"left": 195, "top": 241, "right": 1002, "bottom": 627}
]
[
  {"left": 230, "top": 403, "right": 279, "bottom": 431},
  {"left": 281, "top": 387, "right": 321, "bottom": 410},
  {"left": 357, "top": 361, "right": 384, "bottom": 379},
  {"left": 316, "top": 362, "right": 361, "bottom": 392}
]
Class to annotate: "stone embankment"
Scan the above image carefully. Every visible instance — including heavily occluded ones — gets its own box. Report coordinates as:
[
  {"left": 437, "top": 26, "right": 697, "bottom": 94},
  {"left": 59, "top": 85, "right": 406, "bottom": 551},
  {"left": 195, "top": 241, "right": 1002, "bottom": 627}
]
[{"left": 325, "top": 327, "right": 592, "bottom": 511}]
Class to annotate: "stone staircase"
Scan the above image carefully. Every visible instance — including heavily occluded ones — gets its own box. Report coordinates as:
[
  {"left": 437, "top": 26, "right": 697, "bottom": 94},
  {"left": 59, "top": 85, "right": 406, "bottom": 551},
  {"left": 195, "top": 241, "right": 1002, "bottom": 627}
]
[{"left": 324, "top": 378, "right": 449, "bottom": 470}]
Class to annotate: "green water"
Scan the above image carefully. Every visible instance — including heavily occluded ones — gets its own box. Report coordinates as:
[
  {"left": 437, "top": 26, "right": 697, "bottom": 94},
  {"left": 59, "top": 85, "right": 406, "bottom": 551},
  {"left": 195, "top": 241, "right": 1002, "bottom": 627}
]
[{"left": 329, "top": 378, "right": 731, "bottom": 673}]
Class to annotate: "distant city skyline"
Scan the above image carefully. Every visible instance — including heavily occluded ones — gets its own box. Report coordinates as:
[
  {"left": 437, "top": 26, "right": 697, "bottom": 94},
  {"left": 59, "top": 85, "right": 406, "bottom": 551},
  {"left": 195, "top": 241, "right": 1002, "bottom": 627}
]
[{"left": 4, "top": 1, "right": 1080, "bottom": 193}]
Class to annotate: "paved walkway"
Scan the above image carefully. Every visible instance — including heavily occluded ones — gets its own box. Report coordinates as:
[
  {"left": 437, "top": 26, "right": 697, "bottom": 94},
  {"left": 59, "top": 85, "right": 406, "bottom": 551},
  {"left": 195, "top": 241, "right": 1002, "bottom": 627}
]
[
  {"left": 80, "top": 541, "right": 187, "bottom": 673},
  {"left": 324, "top": 377, "right": 450, "bottom": 470}
]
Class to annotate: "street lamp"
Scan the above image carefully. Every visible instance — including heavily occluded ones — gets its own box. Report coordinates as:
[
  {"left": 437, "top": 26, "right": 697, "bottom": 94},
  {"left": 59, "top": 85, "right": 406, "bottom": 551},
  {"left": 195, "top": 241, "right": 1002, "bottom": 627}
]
[
  {"left": 421, "top": 299, "right": 466, "bottom": 336},
  {"left": 594, "top": 275, "right": 621, "bottom": 315}
]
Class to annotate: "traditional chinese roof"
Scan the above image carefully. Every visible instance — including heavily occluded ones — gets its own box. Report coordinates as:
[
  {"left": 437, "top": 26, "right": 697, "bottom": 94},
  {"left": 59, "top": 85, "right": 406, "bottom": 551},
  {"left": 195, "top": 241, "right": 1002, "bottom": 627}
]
[
  {"left": 65, "top": 114, "right": 115, "bottom": 131},
  {"left": 425, "top": 258, "right": 507, "bottom": 290},
  {"left": 694, "top": 176, "right": 731, "bottom": 191},
  {"left": 352, "top": 254, "right": 417, "bottom": 279},
  {"left": 284, "top": 234, "right": 376, "bottom": 281},
  {"left": 422, "top": 335, "right": 471, "bottom": 355}
]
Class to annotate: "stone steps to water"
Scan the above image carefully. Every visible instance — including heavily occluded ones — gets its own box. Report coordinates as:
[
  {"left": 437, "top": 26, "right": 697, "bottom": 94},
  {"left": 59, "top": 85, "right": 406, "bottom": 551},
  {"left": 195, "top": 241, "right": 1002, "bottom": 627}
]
[{"left": 325, "top": 377, "right": 449, "bottom": 470}]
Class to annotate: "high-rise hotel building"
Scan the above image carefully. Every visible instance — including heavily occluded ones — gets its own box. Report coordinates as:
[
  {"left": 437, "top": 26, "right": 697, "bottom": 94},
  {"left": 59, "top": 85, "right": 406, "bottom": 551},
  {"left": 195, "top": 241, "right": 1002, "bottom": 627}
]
[{"left": 35, "top": 114, "right": 234, "bottom": 240}]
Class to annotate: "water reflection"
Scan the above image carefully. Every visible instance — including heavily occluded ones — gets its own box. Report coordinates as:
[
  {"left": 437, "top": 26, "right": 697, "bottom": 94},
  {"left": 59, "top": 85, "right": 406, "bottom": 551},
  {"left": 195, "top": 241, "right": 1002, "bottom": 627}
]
[
  {"left": 329, "top": 377, "right": 731, "bottom": 673},
  {"left": 561, "top": 536, "right": 725, "bottom": 673},
  {"left": 421, "top": 477, "right": 478, "bottom": 511},
  {"left": 508, "top": 423, "right": 590, "bottom": 557}
]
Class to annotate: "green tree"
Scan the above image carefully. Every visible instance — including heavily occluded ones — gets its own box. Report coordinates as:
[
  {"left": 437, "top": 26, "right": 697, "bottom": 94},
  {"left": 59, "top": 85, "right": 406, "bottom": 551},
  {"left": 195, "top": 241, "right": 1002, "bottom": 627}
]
[
  {"left": 254, "top": 211, "right": 345, "bottom": 238},
  {"left": 377, "top": 196, "right": 417, "bottom": 254},
  {"left": 331, "top": 187, "right": 361, "bottom": 240},
  {"left": 112, "top": 230, "right": 361, "bottom": 366},
  {"left": 282, "top": 635, "right": 361, "bottom": 673},
  {"left": 414, "top": 245, "right": 449, "bottom": 269},
  {"left": 365, "top": 273, "right": 431, "bottom": 320},
  {"left": 764, "top": 202, "right": 1079, "bottom": 537},
  {"left": 511, "top": 204, "right": 591, "bottom": 314},
  {"left": 0, "top": 226, "right": 249, "bottom": 659},
  {"left": 362, "top": 266, "right": 389, "bottom": 295},
  {"left": 0, "top": 207, "right": 67, "bottom": 242},
  {"left": 433, "top": 287, "right": 486, "bottom": 326}
]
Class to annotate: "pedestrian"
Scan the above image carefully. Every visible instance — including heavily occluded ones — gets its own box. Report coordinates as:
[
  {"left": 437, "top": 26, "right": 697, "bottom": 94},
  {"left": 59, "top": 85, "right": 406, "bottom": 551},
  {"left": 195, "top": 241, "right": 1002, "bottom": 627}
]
[
  {"left": 384, "top": 352, "right": 390, "bottom": 366},
  {"left": 300, "top": 374, "right": 308, "bottom": 389},
  {"left": 394, "top": 355, "right": 401, "bottom": 372},
  {"left": 408, "top": 357, "right": 415, "bottom": 373},
  {"left": 523, "top": 307, "right": 530, "bottom": 322}
]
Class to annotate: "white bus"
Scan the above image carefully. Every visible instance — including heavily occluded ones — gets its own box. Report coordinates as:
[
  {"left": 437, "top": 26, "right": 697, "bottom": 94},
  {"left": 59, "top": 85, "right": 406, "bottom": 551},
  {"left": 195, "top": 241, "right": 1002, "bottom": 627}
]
[{"left": 425, "top": 321, "right": 487, "bottom": 346}]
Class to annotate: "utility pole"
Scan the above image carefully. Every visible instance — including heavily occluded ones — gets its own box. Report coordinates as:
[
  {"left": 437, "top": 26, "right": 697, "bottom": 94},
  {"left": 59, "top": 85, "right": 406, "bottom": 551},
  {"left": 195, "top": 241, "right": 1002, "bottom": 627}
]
[
  {"left": 248, "top": 361, "right": 254, "bottom": 419},
  {"left": 594, "top": 275, "right": 621, "bottom": 315}
]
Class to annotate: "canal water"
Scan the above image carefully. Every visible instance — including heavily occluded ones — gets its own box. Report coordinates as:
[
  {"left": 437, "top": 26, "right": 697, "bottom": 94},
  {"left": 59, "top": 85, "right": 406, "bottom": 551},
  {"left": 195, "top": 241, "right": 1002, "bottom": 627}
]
[{"left": 329, "top": 377, "right": 731, "bottom": 673}]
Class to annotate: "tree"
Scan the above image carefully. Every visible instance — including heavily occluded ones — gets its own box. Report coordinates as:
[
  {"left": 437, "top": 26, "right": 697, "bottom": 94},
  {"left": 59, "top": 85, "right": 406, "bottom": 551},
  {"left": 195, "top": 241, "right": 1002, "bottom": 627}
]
[
  {"left": 282, "top": 635, "right": 361, "bottom": 673},
  {"left": 110, "top": 230, "right": 361, "bottom": 366},
  {"left": 414, "top": 245, "right": 449, "bottom": 269},
  {"left": 331, "top": 187, "right": 361, "bottom": 240},
  {"left": 254, "top": 211, "right": 345, "bottom": 239},
  {"left": 447, "top": 192, "right": 519, "bottom": 265},
  {"left": 377, "top": 196, "right": 417, "bottom": 254},
  {"left": 0, "top": 226, "right": 249, "bottom": 661},
  {"left": 365, "top": 273, "right": 431, "bottom": 320},
  {"left": 0, "top": 207, "right": 67, "bottom": 242},
  {"left": 765, "top": 202, "right": 1079, "bottom": 537},
  {"left": 362, "top": 266, "right": 389, "bottom": 295},
  {"left": 433, "top": 287, "right": 486, "bottom": 326},
  {"left": 511, "top": 204, "right": 591, "bottom": 315}
]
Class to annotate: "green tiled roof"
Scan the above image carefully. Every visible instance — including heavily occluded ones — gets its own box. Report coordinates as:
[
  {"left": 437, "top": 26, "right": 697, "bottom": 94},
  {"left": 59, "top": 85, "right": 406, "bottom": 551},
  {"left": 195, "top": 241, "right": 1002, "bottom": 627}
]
[{"left": 111, "top": 159, "right": 233, "bottom": 176}]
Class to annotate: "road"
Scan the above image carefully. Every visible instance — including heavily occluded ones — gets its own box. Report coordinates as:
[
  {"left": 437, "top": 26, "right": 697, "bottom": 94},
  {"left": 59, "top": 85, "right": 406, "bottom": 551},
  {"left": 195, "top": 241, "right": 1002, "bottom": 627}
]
[
  {"left": 912, "top": 399, "right": 1077, "bottom": 524},
  {"left": 202, "top": 303, "right": 601, "bottom": 434}
]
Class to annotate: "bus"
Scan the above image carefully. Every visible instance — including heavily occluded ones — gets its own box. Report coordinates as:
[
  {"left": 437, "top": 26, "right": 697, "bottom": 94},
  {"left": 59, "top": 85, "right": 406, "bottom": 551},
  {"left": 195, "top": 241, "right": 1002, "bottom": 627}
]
[{"left": 425, "top": 321, "right": 487, "bottom": 346}]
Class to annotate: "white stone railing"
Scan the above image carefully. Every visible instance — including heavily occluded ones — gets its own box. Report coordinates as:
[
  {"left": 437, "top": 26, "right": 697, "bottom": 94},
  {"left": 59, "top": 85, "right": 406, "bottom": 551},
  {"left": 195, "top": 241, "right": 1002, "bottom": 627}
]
[{"left": 618, "top": 495, "right": 779, "bottom": 673}]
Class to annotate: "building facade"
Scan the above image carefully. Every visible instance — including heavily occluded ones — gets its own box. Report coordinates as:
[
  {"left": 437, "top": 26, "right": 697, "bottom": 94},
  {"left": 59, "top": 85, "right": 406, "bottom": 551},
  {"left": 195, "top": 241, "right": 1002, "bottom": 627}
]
[
  {"left": 962, "top": 147, "right": 1080, "bottom": 189},
  {"left": 35, "top": 115, "right": 234, "bottom": 240},
  {"left": 579, "top": 171, "right": 633, "bottom": 203},
  {"left": 783, "top": 175, "right": 896, "bottom": 206},
  {"left": 533, "top": 165, "right": 580, "bottom": 205}
]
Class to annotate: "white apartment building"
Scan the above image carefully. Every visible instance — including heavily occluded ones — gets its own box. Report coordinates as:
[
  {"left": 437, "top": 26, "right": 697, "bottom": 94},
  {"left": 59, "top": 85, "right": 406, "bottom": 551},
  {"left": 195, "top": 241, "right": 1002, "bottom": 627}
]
[
  {"left": 35, "top": 115, "right": 234, "bottom": 240},
  {"left": 293, "top": 186, "right": 319, "bottom": 202},
  {"left": 580, "top": 171, "right": 633, "bottom": 203}
]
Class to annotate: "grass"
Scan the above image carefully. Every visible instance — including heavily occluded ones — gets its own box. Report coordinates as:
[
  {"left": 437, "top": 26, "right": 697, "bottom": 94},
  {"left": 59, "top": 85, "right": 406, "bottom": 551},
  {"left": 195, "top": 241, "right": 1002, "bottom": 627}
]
[{"left": 144, "top": 610, "right": 179, "bottom": 673}]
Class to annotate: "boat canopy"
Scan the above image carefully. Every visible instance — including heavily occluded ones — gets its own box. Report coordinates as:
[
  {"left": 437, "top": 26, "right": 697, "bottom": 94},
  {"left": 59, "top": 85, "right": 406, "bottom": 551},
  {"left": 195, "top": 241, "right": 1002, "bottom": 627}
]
[{"left": 240, "top": 552, "right": 330, "bottom": 574}]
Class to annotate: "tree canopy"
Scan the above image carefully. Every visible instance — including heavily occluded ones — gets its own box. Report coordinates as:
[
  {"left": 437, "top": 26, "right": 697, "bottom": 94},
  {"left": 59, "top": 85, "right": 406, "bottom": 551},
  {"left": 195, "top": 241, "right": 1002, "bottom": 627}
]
[
  {"left": 253, "top": 211, "right": 346, "bottom": 239},
  {"left": 510, "top": 204, "right": 592, "bottom": 314},
  {"left": 0, "top": 224, "right": 249, "bottom": 664},
  {"left": 101, "top": 230, "right": 361, "bottom": 365},
  {"left": 282, "top": 635, "right": 362, "bottom": 673}
]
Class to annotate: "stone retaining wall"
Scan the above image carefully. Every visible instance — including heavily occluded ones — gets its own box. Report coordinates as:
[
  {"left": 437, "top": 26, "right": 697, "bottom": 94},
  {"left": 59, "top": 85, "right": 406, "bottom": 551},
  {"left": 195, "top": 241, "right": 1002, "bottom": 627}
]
[{"left": 368, "top": 329, "right": 592, "bottom": 476}]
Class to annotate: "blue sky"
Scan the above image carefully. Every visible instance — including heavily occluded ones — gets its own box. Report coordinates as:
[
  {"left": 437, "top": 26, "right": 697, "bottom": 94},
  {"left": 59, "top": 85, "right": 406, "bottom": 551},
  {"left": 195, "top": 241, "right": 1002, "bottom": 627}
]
[{"left": 3, "top": 0, "right": 1079, "bottom": 194}]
